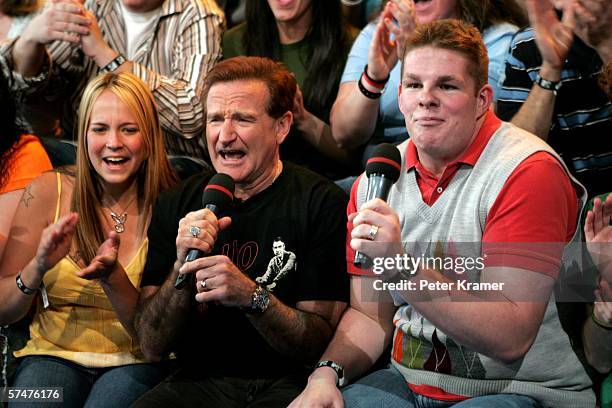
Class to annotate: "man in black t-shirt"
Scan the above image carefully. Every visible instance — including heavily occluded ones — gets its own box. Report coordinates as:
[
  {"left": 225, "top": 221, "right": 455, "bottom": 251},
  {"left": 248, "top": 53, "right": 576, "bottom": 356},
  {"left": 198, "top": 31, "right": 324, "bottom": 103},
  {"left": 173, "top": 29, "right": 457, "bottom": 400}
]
[{"left": 132, "top": 57, "right": 349, "bottom": 408}]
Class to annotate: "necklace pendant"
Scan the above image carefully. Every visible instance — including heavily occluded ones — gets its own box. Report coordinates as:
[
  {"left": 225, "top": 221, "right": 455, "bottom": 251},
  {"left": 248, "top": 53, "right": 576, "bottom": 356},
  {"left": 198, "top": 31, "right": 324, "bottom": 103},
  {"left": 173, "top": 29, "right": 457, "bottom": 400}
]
[{"left": 110, "top": 212, "right": 128, "bottom": 234}]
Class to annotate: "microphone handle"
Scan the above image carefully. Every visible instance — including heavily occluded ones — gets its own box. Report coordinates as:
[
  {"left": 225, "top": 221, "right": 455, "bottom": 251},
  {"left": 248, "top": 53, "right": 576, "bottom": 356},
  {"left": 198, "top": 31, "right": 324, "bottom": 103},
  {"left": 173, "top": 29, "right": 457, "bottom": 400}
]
[
  {"left": 353, "top": 174, "right": 394, "bottom": 268},
  {"left": 174, "top": 203, "right": 219, "bottom": 289}
]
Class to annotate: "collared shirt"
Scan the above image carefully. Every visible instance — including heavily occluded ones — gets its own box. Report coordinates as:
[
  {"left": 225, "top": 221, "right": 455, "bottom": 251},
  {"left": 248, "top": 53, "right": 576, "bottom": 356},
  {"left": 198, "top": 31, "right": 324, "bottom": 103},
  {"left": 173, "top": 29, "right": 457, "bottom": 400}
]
[{"left": 1, "top": 0, "right": 225, "bottom": 160}]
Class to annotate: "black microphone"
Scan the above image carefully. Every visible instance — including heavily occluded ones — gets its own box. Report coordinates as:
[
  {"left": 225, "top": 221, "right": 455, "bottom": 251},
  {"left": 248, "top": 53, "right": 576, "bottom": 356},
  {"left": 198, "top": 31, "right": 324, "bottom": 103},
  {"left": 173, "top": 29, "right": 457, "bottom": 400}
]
[
  {"left": 174, "top": 173, "right": 235, "bottom": 289},
  {"left": 354, "top": 143, "right": 402, "bottom": 268}
]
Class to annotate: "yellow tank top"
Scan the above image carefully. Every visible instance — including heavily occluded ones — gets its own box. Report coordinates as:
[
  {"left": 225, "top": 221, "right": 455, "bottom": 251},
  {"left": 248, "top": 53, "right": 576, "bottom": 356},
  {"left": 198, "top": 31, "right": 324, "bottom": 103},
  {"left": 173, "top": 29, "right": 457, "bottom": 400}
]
[{"left": 15, "top": 173, "right": 149, "bottom": 367}]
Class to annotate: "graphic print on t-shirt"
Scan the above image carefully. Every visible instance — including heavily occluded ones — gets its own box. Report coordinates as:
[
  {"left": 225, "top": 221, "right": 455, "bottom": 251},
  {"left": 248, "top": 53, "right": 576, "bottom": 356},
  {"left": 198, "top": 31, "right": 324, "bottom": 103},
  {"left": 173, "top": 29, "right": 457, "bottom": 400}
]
[{"left": 256, "top": 237, "right": 297, "bottom": 291}]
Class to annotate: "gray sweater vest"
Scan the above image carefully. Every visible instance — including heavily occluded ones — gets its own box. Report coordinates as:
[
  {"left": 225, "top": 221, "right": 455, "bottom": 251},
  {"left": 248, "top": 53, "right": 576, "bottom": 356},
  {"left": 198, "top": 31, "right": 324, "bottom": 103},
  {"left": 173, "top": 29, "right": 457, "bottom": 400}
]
[{"left": 355, "top": 122, "right": 594, "bottom": 407}]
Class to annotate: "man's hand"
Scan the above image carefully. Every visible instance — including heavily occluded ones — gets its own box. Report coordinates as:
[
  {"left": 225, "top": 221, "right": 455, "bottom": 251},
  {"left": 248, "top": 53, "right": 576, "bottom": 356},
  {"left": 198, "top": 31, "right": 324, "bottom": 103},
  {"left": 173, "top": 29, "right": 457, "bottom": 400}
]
[
  {"left": 573, "top": 0, "right": 612, "bottom": 61},
  {"left": 77, "top": 231, "right": 120, "bottom": 282},
  {"left": 350, "top": 198, "right": 403, "bottom": 262},
  {"left": 34, "top": 212, "right": 79, "bottom": 276},
  {"left": 179, "top": 255, "right": 256, "bottom": 307},
  {"left": 584, "top": 195, "right": 612, "bottom": 281},
  {"left": 175, "top": 208, "right": 231, "bottom": 265},
  {"left": 79, "top": 9, "right": 116, "bottom": 67},
  {"left": 525, "top": 0, "right": 576, "bottom": 75},
  {"left": 593, "top": 278, "right": 612, "bottom": 325},
  {"left": 288, "top": 367, "right": 343, "bottom": 408},
  {"left": 21, "top": 0, "right": 90, "bottom": 45}
]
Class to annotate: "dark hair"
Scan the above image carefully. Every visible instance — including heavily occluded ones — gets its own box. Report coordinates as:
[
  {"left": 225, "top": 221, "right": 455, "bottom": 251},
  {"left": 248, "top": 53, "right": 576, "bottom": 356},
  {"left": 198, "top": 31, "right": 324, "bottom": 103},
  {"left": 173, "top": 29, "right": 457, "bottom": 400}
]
[
  {"left": 0, "top": 72, "right": 24, "bottom": 189},
  {"left": 459, "top": 0, "right": 528, "bottom": 31},
  {"left": 243, "top": 0, "right": 349, "bottom": 120},
  {"left": 202, "top": 56, "right": 296, "bottom": 119},
  {"left": 378, "top": 0, "right": 527, "bottom": 30},
  {"left": 1, "top": 0, "right": 40, "bottom": 17},
  {"left": 401, "top": 19, "right": 489, "bottom": 91}
]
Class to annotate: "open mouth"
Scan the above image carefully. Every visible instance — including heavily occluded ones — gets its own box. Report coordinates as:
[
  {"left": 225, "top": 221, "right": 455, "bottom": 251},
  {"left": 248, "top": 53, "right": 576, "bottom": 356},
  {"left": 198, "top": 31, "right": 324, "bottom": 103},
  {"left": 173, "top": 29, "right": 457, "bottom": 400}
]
[
  {"left": 103, "top": 157, "right": 129, "bottom": 166},
  {"left": 219, "top": 150, "right": 246, "bottom": 161}
]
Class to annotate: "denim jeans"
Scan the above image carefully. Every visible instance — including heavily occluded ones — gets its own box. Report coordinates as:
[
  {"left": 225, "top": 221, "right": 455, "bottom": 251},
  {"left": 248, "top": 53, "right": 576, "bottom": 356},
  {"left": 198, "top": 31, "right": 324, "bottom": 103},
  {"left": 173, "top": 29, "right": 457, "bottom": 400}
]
[
  {"left": 9, "top": 356, "right": 169, "bottom": 408},
  {"left": 342, "top": 366, "right": 542, "bottom": 408}
]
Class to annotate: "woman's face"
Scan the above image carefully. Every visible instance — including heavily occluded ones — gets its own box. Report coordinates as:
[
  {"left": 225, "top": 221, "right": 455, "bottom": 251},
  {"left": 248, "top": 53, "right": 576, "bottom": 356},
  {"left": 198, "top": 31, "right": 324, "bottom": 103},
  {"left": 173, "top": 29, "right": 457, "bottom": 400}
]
[
  {"left": 86, "top": 91, "right": 146, "bottom": 192},
  {"left": 413, "top": 0, "right": 459, "bottom": 24},
  {"left": 266, "top": 0, "right": 313, "bottom": 24}
]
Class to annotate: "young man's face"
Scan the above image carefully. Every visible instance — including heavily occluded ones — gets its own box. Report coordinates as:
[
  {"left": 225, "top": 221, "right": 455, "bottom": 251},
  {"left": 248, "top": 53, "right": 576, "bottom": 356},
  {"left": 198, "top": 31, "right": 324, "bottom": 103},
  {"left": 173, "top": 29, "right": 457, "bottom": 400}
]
[
  {"left": 399, "top": 46, "right": 491, "bottom": 171},
  {"left": 273, "top": 241, "right": 285, "bottom": 257},
  {"left": 206, "top": 79, "right": 290, "bottom": 191}
]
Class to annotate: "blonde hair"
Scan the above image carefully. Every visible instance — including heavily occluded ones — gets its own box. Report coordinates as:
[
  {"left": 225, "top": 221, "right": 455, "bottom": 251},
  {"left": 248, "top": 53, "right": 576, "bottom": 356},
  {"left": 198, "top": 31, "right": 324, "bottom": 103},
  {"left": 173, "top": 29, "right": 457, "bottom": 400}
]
[{"left": 72, "top": 72, "right": 178, "bottom": 263}]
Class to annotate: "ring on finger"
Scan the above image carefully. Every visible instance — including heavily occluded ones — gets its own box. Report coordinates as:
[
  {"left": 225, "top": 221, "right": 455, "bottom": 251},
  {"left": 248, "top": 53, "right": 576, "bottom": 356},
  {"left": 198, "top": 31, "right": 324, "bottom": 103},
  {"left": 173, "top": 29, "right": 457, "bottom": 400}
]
[
  {"left": 368, "top": 224, "right": 379, "bottom": 241},
  {"left": 200, "top": 279, "right": 207, "bottom": 290},
  {"left": 190, "top": 225, "right": 201, "bottom": 238}
]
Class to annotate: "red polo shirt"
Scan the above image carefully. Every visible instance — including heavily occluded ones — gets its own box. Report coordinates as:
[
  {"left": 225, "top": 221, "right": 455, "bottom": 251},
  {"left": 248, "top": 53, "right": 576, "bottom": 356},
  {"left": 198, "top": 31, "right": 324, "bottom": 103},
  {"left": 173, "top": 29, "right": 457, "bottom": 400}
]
[{"left": 345, "top": 111, "right": 579, "bottom": 401}]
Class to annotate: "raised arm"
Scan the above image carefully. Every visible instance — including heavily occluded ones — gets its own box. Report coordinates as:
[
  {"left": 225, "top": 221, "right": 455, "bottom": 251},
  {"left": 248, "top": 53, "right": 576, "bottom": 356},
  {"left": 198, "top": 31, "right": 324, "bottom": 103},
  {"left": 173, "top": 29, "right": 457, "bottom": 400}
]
[
  {"left": 80, "top": 9, "right": 224, "bottom": 140},
  {"left": 0, "top": 173, "right": 74, "bottom": 325},
  {"left": 134, "top": 207, "right": 227, "bottom": 361},
  {"left": 331, "top": 1, "right": 416, "bottom": 147},
  {"left": 11, "top": 0, "right": 90, "bottom": 78},
  {"left": 508, "top": 0, "right": 576, "bottom": 140}
]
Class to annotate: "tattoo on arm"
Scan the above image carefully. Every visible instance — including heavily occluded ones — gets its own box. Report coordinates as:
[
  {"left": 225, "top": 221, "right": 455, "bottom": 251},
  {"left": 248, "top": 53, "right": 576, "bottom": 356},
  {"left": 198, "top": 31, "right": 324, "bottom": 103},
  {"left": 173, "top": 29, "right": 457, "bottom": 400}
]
[{"left": 20, "top": 185, "right": 34, "bottom": 207}]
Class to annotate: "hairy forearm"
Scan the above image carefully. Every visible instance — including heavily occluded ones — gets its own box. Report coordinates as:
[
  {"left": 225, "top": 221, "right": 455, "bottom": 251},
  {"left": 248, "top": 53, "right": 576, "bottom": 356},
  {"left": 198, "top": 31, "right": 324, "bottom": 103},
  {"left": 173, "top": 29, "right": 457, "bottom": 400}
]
[
  {"left": 330, "top": 82, "right": 380, "bottom": 148},
  {"left": 510, "top": 64, "right": 560, "bottom": 140},
  {"left": 583, "top": 313, "right": 612, "bottom": 373},
  {"left": 99, "top": 265, "right": 140, "bottom": 338},
  {"left": 134, "top": 262, "right": 192, "bottom": 361},
  {"left": 12, "top": 35, "right": 46, "bottom": 77},
  {"left": 248, "top": 297, "right": 335, "bottom": 364}
]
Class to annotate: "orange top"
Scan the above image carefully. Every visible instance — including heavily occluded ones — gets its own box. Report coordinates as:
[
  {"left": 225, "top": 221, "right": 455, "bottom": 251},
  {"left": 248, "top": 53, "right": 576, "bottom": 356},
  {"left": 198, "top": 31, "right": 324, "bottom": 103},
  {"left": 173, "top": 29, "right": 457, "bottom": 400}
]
[{"left": 1, "top": 134, "right": 52, "bottom": 193}]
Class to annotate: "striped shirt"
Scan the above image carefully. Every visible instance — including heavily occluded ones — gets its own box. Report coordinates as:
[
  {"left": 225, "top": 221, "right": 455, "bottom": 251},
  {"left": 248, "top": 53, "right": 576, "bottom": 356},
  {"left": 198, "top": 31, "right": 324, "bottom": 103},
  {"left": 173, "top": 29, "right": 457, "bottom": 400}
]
[
  {"left": 1, "top": 0, "right": 224, "bottom": 161},
  {"left": 497, "top": 28, "right": 612, "bottom": 197}
]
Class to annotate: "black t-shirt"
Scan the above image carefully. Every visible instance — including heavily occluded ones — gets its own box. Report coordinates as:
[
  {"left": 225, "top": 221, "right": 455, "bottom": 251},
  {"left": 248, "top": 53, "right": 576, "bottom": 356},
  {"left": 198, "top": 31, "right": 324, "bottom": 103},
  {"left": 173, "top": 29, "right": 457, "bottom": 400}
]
[{"left": 141, "top": 162, "right": 349, "bottom": 377}]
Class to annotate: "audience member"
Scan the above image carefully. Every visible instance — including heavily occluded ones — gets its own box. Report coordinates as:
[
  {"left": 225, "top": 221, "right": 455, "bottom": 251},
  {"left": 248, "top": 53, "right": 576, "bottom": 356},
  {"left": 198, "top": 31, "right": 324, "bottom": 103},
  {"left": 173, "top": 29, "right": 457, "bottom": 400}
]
[
  {"left": 331, "top": 0, "right": 527, "bottom": 150},
  {"left": 132, "top": 57, "right": 349, "bottom": 407},
  {"left": 497, "top": 0, "right": 612, "bottom": 197},
  {"left": 291, "top": 20, "right": 594, "bottom": 408},
  {"left": 0, "top": 71, "right": 51, "bottom": 261},
  {"left": 583, "top": 193, "right": 612, "bottom": 407},
  {"left": 0, "top": 72, "right": 178, "bottom": 407},
  {"left": 0, "top": 0, "right": 39, "bottom": 41},
  {"left": 223, "top": 0, "right": 358, "bottom": 180},
  {"left": 0, "top": 0, "right": 224, "bottom": 167}
]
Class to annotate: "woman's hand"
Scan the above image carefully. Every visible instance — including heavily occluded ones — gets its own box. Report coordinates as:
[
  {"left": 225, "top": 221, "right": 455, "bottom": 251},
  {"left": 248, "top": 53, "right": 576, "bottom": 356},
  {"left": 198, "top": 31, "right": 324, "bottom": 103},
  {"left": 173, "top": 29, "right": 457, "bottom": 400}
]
[{"left": 34, "top": 212, "right": 79, "bottom": 277}]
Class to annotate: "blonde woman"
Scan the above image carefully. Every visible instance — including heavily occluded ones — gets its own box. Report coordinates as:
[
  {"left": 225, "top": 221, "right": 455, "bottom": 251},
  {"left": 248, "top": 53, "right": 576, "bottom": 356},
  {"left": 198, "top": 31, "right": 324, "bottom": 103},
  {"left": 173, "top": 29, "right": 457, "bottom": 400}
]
[{"left": 0, "top": 72, "right": 177, "bottom": 407}]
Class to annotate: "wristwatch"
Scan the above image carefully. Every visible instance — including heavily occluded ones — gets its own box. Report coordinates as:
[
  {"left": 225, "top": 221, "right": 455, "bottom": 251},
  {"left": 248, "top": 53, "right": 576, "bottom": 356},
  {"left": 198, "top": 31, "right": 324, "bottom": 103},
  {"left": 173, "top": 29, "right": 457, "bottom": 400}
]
[
  {"left": 316, "top": 360, "right": 346, "bottom": 387},
  {"left": 245, "top": 285, "right": 270, "bottom": 314},
  {"left": 535, "top": 74, "right": 562, "bottom": 95}
]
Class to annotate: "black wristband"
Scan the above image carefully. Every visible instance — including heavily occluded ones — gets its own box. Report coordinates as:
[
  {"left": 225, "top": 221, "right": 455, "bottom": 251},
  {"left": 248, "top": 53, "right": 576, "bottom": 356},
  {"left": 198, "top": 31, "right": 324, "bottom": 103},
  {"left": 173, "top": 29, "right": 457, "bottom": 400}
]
[
  {"left": 16, "top": 271, "right": 37, "bottom": 295},
  {"left": 364, "top": 64, "right": 390, "bottom": 86},
  {"left": 358, "top": 75, "right": 383, "bottom": 99},
  {"left": 102, "top": 54, "right": 126, "bottom": 73}
]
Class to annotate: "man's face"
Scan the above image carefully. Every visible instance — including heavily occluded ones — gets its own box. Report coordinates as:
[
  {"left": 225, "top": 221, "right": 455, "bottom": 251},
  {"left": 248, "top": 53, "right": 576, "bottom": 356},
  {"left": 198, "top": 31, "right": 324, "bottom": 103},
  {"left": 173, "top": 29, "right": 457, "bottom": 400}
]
[
  {"left": 273, "top": 241, "right": 285, "bottom": 256},
  {"left": 206, "top": 80, "right": 290, "bottom": 190},
  {"left": 399, "top": 47, "right": 491, "bottom": 171}
]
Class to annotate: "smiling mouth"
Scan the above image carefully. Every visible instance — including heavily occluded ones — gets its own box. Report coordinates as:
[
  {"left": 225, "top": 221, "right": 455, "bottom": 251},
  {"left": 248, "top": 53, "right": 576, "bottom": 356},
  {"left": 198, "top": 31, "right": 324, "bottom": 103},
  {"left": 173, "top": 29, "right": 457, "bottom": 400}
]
[{"left": 103, "top": 157, "right": 129, "bottom": 165}]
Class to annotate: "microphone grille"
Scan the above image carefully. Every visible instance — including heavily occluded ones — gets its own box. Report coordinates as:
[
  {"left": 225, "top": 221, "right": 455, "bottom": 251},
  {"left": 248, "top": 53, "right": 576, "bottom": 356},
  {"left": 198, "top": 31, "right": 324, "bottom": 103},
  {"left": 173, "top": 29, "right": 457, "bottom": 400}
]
[
  {"left": 202, "top": 173, "right": 235, "bottom": 210},
  {"left": 365, "top": 143, "right": 402, "bottom": 182}
]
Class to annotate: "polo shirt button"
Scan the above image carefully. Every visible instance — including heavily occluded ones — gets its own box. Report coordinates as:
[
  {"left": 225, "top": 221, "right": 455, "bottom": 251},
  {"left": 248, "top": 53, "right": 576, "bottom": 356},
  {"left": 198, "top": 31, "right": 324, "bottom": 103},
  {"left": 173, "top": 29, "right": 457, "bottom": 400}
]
[{"left": 436, "top": 187, "right": 443, "bottom": 193}]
